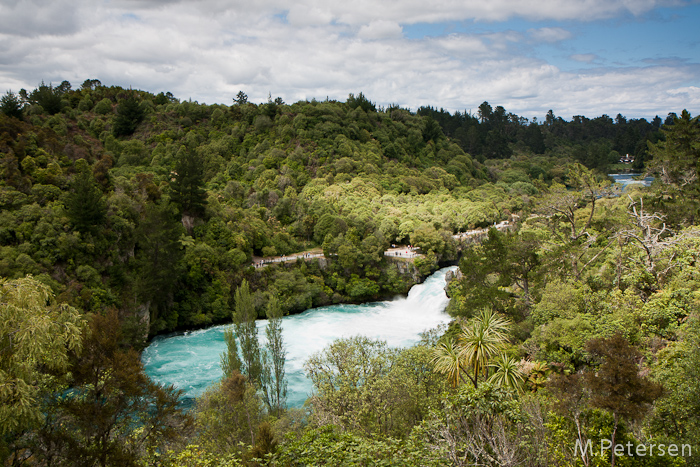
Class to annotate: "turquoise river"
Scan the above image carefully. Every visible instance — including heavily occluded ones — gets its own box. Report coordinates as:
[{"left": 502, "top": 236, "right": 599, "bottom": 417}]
[{"left": 142, "top": 266, "right": 457, "bottom": 408}]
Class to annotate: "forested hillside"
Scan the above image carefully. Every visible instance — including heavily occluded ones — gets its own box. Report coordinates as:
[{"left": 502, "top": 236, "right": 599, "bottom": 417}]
[
  {"left": 1, "top": 81, "right": 492, "bottom": 340},
  {"left": 2, "top": 80, "right": 699, "bottom": 466}
]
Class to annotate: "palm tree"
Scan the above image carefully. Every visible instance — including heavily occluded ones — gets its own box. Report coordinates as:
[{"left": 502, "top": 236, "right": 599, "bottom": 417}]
[
  {"left": 431, "top": 337, "right": 464, "bottom": 387},
  {"left": 488, "top": 353, "right": 525, "bottom": 392},
  {"left": 432, "top": 308, "right": 511, "bottom": 388}
]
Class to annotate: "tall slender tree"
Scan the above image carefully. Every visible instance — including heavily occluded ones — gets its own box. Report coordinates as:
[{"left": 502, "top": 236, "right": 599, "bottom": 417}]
[
  {"left": 233, "top": 280, "right": 262, "bottom": 385},
  {"left": 261, "top": 294, "right": 287, "bottom": 417},
  {"left": 170, "top": 146, "right": 207, "bottom": 233},
  {"left": 220, "top": 328, "right": 242, "bottom": 379}
]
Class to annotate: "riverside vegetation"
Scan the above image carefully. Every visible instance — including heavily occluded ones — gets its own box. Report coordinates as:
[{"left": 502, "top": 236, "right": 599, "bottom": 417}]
[{"left": 1, "top": 80, "right": 699, "bottom": 466}]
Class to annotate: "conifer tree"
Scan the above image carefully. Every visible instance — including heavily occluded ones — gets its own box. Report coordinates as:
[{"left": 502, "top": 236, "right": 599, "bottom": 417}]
[
  {"left": 170, "top": 146, "right": 207, "bottom": 220},
  {"left": 113, "top": 93, "right": 145, "bottom": 136},
  {"left": 65, "top": 169, "right": 107, "bottom": 234},
  {"left": 0, "top": 90, "right": 23, "bottom": 119}
]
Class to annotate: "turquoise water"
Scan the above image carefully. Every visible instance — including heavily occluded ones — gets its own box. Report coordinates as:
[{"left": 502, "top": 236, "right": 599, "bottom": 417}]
[
  {"left": 609, "top": 173, "right": 654, "bottom": 188},
  {"left": 142, "top": 266, "right": 456, "bottom": 408}
]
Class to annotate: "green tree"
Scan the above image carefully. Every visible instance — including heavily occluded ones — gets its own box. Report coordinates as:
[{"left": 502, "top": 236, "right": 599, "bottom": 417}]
[
  {"left": 233, "top": 280, "right": 262, "bottom": 385},
  {"left": 346, "top": 92, "right": 376, "bottom": 112},
  {"left": 195, "top": 371, "right": 264, "bottom": 457},
  {"left": 29, "top": 81, "right": 62, "bottom": 114},
  {"left": 0, "top": 276, "right": 85, "bottom": 437},
  {"left": 233, "top": 91, "right": 248, "bottom": 106},
  {"left": 221, "top": 327, "right": 242, "bottom": 378},
  {"left": 0, "top": 91, "right": 23, "bottom": 119},
  {"left": 113, "top": 93, "right": 145, "bottom": 137},
  {"left": 28, "top": 310, "right": 191, "bottom": 467},
  {"left": 421, "top": 383, "right": 527, "bottom": 467},
  {"left": 647, "top": 109, "right": 700, "bottom": 223},
  {"left": 65, "top": 169, "right": 107, "bottom": 234},
  {"left": 261, "top": 294, "right": 287, "bottom": 417},
  {"left": 476, "top": 228, "right": 541, "bottom": 310},
  {"left": 274, "top": 424, "right": 445, "bottom": 466},
  {"left": 170, "top": 146, "right": 207, "bottom": 226},
  {"left": 488, "top": 353, "right": 524, "bottom": 392},
  {"left": 537, "top": 163, "right": 611, "bottom": 281},
  {"left": 449, "top": 240, "right": 512, "bottom": 315},
  {"left": 305, "top": 336, "right": 445, "bottom": 437},
  {"left": 135, "top": 202, "right": 185, "bottom": 333},
  {"left": 432, "top": 308, "right": 511, "bottom": 388},
  {"left": 651, "top": 315, "right": 700, "bottom": 464},
  {"left": 585, "top": 333, "right": 663, "bottom": 467}
]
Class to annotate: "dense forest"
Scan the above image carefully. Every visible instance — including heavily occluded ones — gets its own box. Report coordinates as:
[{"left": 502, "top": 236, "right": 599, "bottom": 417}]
[{"left": 1, "top": 79, "right": 699, "bottom": 466}]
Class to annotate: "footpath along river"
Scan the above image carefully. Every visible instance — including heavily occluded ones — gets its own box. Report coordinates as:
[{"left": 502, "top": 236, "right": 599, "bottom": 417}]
[{"left": 142, "top": 266, "right": 457, "bottom": 408}]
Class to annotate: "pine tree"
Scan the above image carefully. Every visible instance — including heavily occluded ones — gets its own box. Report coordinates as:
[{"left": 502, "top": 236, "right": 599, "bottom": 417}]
[
  {"left": 170, "top": 146, "right": 207, "bottom": 220},
  {"left": 29, "top": 81, "right": 62, "bottom": 115},
  {"left": 65, "top": 169, "right": 107, "bottom": 234},
  {"left": 113, "top": 93, "right": 145, "bottom": 136},
  {"left": 0, "top": 90, "right": 23, "bottom": 119}
]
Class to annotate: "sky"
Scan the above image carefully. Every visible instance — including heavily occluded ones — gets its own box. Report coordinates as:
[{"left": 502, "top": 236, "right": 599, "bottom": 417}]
[{"left": 1, "top": 0, "right": 699, "bottom": 121}]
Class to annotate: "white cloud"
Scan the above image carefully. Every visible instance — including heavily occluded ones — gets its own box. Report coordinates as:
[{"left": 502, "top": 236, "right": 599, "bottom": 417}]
[
  {"left": 358, "top": 20, "right": 403, "bottom": 40},
  {"left": 0, "top": 0, "right": 82, "bottom": 36},
  {"left": 528, "top": 27, "right": 572, "bottom": 43},
  {"left": 0, "top": 0, "right": 697, "bottom": 119}
]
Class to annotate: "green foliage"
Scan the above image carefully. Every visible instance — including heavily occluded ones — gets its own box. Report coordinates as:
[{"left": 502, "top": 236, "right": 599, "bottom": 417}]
[
  {"left": 113, "top": 93, "right": 145, "bottom": 137},
  {"left": 94, "top": 97, "right": 113, "bottom": 115},
  {"left": 432, "top": 308, "right": 514, "bottom": 389},
  {"left": 221, "top": 327, "right": 242, "bottom": 378},
  {"left": 275, "top": 424, "right": 447, "bottom": 466},
  {"left": 195, "top": 371, "right": 264, "bottom": 457},
  {"left": 346, "top": 92, "right": 376, "bottom": 113},
  {"left": 233, "top": 280, "right": 262, "bottom": 385},
  {"left": 651, "top": 315, "right": 700, "bottom": 464},
  {"left": 305, "top": 336, "right": 447, "bottom": 438},
  {"left": 170, "top": 145, "right": 207, "bottom": 219},
  {"left": 0, "top": 276, "right": 85, "bottom": 436},
  {"left": 28, "top": 81, "right": 63, "bottom": 115},
  {"left": 420, "top": 382, "right": 527, "bottom": 466},
  {"left": 449, "top": 228, "right": 539, "bottom": 316},
  {"left": 2, "top": 79, "right": 699, "bottom": 465},
  {"left": 647, "top": 110, "right": 700, "bottom": 224},
  {"left": 261, "top": 294, "right": 287, "bottom": 417},
  {"left": 65, "top": 169, "right": 107, "bottom": 233},
  {"left": 1, "top": 90, "right": 23, "bottom": 119},
  {"left": 19, "top": 310, "right": 191, "bottom": 466},
  {"left": 135, "top": 201, "right": 184, "bottom": 333}
]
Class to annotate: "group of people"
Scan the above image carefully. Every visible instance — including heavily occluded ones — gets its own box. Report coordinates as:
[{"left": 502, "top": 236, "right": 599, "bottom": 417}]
[
  {"left": 385, "top": 245, "right": 418, "bottom": 258},
  {"left": 252, "top": 252, "right": 321, "bottom": 268}
]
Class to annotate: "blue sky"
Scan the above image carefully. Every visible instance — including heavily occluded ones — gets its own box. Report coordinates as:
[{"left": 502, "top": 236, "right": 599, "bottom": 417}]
[{"left": 0, "top": 0, "right": 698, "bottom": 120}]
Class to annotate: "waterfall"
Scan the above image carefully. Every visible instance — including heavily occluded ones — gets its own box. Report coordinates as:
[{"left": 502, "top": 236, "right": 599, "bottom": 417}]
[{"left": 142, "top": 266, "right": 457, "bottom": 408}]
